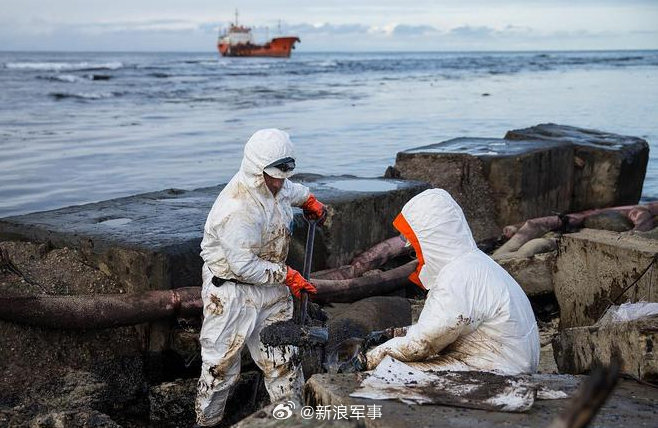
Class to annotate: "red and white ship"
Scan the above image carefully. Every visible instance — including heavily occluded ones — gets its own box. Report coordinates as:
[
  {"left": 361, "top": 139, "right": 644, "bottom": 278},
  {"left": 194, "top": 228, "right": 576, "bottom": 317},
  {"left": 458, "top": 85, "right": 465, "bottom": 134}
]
[{"left": 217, "top": 11, "right": 300, "bottom": 58}]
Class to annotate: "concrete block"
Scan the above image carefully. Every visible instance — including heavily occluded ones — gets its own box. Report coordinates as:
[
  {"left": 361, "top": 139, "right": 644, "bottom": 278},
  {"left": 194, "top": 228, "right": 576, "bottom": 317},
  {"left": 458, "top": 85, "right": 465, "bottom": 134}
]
[
  {"left": 554, "top": 229, "right": 658, "bottom": 328},
  {"left": 0, "top": 175, "right": 428, "bottom": 292},
  {"left": 553, "top": 316, "right": 658, "bottom": 381},
  {"left": 496, "top": 251, "right": 556, "bottom": 296},
  {"left": 505, "top": 123, "right": 649, "bottom": 211},
  {"left": 389, "top": 137, "right": 573, "bottom": 242}
]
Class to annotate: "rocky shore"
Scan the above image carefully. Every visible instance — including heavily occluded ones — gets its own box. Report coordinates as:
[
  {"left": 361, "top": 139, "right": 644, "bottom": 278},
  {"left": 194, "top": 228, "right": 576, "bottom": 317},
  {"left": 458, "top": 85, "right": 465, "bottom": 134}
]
[{"left": 2, "top": 123, "right": 658, "bottom": 427}]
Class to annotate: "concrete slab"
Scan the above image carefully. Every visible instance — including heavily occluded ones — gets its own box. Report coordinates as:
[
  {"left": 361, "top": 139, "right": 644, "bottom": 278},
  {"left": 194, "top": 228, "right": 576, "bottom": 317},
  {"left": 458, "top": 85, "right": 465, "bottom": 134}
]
[
  {"left": 505, "top": 123, "right": 649, "bottom": 211},
  {"left": 304, "top": 373, "right": 658, "bottom": 427},
  {"left": 0, "top": 175, "right": 428, "bottom": 292},
  {"left": 554, "top": 315, "right": 658, "bottom": 381},
  {"left": 388, "top": 137, "right": 573, "bottom": 242},
  {"left": 554, "top": 229, "right": 658, "bottom": 328}
]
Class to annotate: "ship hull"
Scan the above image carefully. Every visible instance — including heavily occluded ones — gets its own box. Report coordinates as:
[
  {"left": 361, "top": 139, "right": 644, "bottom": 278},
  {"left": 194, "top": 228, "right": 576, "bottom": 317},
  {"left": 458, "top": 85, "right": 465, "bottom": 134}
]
[{"left": 218, "top": 36, "right": 300, "bottom": 57}]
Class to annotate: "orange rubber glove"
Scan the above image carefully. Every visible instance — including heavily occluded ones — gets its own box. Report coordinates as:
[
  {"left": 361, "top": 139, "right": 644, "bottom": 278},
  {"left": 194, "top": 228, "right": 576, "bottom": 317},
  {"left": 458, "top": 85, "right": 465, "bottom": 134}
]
[
  {"left": 302, "top": 193, "right": 327, "bottom": 225},
  {"left": 285, "top": 266, "right": 317, "bottom": 299}
]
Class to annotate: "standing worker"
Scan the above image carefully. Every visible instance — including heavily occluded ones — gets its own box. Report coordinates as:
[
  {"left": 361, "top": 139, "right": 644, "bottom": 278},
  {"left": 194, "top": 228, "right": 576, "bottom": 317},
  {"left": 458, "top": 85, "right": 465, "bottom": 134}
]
[
  {"left": 352, "top": 188, "right": 539, "bottom": 375},
  {"left": 195, "top": 129, "right": 326, "bottom": 426}
]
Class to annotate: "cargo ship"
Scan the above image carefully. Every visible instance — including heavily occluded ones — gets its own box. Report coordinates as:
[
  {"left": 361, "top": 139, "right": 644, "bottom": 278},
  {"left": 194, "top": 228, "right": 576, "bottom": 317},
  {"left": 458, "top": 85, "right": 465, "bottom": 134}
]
[{"left": 217, "top": 11, "right": 300, "bottom": 58}]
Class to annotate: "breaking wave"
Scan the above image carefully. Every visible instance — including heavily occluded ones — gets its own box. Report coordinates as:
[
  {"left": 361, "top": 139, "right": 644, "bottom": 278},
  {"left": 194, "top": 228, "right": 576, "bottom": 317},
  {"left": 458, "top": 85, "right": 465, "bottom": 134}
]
[
  {"left": 37, "top": 73, "right": 113, "bottom": 83},
  {"left": 37, "top": 74, "right": 81, "bottom": 83},
  {"left": 49, "top": 91, "right": 121, "bottom": 100},
  {"left": 5, "top": 61, "right": 123, "bottom": 72}
]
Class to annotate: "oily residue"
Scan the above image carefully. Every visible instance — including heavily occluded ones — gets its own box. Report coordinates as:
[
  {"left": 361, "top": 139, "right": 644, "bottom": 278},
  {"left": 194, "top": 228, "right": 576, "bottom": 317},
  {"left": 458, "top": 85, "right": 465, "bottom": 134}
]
[
  {"left": 209, "top": 334, "right": 245, "bottom": 380},
  {"left": 207, "top": 293, "right": 224, "bottom": 315},
  {"left": 260, "top": 320, "right": 305, "bottom": 347},
  {"left": 415, "top": 371, "right": 533, "bottom": 411}
]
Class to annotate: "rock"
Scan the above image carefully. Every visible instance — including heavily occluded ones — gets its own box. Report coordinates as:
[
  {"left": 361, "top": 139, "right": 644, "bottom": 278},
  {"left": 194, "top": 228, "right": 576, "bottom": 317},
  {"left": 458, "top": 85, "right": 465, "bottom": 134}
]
[
  {"left": 389, "top": 137, "right": 573, "bottom": 242},
  {"left": 29, "top": 410, "right": 121, "bottom": 428},
  {"left": 325, "top": 296, "right": 411, "bottom": 349},
  {"left": 514, "top": 237, "right": 558, "bottom": 258},
  {"left": 496, "top": 251, "right": 556, "bottom": 296},
  {"left": 505, "top": 123, "right": 649, "bottom": 212},
  {"left": 323, "top": 296, "right": 411, "bottom": 374},
  {"left": 582, "top": 211, "right": 634, "bottom": 232},
  {"left": 149, "top": 378, "right": 197, "bottom": 427},
  {"left": 553, "top": 315, "right": 658, "bottom": 381},
  {"left": 554, "top": 229, "right": 658, "bottom": 329}
]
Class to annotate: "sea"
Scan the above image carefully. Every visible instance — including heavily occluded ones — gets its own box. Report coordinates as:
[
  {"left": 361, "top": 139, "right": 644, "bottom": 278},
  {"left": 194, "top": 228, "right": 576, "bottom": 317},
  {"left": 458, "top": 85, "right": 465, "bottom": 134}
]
[{"left": 1, "top": 50, "right": 657, "bottom": 218}]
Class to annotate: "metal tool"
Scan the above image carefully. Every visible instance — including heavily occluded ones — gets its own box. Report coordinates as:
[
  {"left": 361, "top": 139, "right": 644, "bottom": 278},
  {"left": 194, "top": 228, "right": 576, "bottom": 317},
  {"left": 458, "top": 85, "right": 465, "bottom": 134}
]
[
  {"left": 295, "top": 217, "right": 328, "bottom": 344},
  {"left": 299, "top": 218, "right": 317, "bottom": 325}
]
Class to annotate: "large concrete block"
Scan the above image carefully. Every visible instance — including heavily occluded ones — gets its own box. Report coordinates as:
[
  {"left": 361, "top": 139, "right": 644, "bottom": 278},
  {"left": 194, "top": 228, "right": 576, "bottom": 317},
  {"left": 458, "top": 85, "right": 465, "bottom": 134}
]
[
  {"left": 554, "top": 229, "right": 658, "bottom": 329},
  {"left": 505, "top": 123, "right": 649, "bottom": 211},
  {"left": 389, "top": 138, "right": 573, "bottom": 242},
  {"left": 553, "top": 316, "right": 658, "bottom": 382},
  {"left": 0, "top": 175, "right": 428, "bottom": 292}
]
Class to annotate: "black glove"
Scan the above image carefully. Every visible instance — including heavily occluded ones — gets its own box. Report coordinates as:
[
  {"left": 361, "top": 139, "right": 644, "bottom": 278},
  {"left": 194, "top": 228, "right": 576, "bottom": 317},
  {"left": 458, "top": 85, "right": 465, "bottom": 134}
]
[{"left": 362, "top": 328, "right": 394, "bottom": 350}]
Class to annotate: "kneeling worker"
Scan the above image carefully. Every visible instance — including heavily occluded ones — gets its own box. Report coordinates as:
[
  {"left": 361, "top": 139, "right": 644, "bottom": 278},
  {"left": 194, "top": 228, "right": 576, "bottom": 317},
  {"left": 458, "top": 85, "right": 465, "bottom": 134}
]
[
  {"left": 358, "top": 188, "right": 539, "bottom": 375},
  {"left": 195, "top": 129, "right": 327, "bottom": 426}
]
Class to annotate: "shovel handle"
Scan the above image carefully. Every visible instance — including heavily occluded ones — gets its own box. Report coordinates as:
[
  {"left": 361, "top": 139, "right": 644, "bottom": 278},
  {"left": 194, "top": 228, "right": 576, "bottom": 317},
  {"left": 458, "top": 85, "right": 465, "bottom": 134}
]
[{"left": 299, "top": 218, "right": 317, "bottom": 326}]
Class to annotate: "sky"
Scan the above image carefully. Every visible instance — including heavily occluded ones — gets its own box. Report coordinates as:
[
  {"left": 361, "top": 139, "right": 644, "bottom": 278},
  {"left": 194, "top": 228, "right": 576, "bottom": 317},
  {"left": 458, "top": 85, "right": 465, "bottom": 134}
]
[{"left": 1, "top": 0, "right": 657, "bottom": 52}]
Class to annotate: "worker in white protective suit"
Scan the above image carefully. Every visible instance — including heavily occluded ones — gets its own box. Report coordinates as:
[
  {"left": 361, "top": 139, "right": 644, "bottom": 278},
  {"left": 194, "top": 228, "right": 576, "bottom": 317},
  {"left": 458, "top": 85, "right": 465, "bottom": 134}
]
[
  {"left": 357, "top": 188, "right": 539, "bottom": 375},
  {"left": 195, "top": 129, "right": 327, "bottom": 426}
]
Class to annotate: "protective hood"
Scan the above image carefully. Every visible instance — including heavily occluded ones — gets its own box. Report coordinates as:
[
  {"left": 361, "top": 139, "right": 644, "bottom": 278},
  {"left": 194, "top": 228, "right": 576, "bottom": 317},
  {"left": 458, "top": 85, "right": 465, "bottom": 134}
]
[
  {"left": 393, "top": 189, "right": 477, "bottom": 290},
  {"left": 240, "top": 128, "right": 297, "bottom": 186}
]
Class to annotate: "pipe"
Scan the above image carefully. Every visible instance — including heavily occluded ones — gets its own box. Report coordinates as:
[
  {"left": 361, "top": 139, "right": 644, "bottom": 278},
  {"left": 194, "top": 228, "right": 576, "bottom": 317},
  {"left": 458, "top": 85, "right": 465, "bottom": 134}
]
[
  {"left": 0, "top": 287, "right": 202, "bottom": 329},
  {"left": 0, "top": 240, "right": 417, "bottom": 329},
  {"left": 311, "top": 235, "right": 409, "bottom": 281},
  {"left": 312, "top": 261, "right": 417, "bottom": 303},
  {"left": 496, "top": 202, "right": 658, "bottom": 257}
]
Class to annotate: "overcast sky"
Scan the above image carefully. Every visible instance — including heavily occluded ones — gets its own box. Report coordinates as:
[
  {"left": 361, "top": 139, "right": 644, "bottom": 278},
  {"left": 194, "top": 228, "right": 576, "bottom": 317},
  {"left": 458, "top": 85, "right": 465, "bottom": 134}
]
[{"left": 1, "top": 0, "right": 657, "bottom": 52}]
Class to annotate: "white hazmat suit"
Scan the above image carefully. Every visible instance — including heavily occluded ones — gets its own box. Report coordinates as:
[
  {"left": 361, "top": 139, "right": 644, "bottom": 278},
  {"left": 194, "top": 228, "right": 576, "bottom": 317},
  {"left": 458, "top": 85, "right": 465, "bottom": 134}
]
[
  {"left": 366, "top": 189, "right": 540, "bottom": 375},
  {"left": 195, "top": 129, "right": 311, "bottom": 426}
]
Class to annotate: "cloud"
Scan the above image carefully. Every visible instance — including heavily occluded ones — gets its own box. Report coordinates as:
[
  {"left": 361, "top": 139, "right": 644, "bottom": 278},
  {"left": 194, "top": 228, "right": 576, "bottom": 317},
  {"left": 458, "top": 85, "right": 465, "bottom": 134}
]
[
  {"left": 392, "top": 24, "right": 439, "bottom": 36},
  {"left": 0, "top": 16, "right": 656, "bottom": 51},
  {"left": 449, "top": 25, "right": 494, "bottom": 38}
]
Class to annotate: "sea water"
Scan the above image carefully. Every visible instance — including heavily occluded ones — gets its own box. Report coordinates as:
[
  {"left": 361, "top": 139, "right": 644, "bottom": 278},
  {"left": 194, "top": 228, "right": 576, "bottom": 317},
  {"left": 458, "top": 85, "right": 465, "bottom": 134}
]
[{"left": 1, "top": 50, "right": 657, "bottom": 217}]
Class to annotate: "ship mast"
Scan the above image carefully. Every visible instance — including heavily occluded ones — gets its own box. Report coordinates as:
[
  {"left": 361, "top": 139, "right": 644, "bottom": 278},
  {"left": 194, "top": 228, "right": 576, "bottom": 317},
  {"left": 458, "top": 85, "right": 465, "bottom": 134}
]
[{"left": 234, "top": 9, "right": 239, "bottom": 26}]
